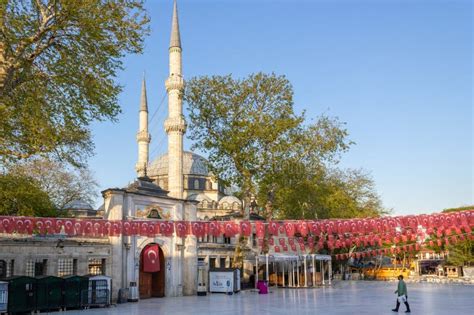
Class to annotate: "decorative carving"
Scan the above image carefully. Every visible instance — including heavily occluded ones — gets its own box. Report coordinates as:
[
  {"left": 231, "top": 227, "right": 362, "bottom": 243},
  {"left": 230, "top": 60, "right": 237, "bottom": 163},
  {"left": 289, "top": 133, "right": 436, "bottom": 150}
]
[
  {"left": 136, "top": 130, "right": 151, "bottom": 143},
  {"left": 136, "top": 204, "right": 171, "bottom": 220},
  {"left": 165, "top": 75, "right": 184, "bottom": 91},
  {"left": 164, "top": 116, "right": 187, "bottom": 133}
]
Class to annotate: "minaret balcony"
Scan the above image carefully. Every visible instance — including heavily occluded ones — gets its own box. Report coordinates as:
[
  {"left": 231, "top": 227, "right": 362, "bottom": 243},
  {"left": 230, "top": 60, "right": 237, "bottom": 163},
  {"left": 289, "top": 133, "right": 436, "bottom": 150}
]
[
  {"left": 165, "top": 75, "right": 184, "bottom": 91},
  {"left": 136, "top": 130, "right": 151, "bottom": 143},
  {"left": 164, "top": 116, "right": 187, "bottom": 134}
]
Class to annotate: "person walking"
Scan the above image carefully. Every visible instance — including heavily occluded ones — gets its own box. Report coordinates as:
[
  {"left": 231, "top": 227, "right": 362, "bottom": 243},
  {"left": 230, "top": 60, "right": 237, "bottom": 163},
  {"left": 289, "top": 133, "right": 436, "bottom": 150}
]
[{"left": 392, "top": 275, "right": 411, "bottom": 313}]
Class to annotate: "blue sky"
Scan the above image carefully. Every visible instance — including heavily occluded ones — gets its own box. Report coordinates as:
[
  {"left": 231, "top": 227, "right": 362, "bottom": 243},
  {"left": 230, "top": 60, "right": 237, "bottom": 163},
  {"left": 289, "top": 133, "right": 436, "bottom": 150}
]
[{"left": 89, "top": 0, "right": 473, "bottom": 215}]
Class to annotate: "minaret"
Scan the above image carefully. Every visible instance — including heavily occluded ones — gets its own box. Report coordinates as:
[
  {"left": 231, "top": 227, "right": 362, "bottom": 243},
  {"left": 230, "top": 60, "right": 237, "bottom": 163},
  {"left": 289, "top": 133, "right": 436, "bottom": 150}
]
[
  {"left": 135, "top": 75, "right": 151, "bottom": 177},
  {"left": 165, "top": 0, "right": 186, "bottom": 198}
]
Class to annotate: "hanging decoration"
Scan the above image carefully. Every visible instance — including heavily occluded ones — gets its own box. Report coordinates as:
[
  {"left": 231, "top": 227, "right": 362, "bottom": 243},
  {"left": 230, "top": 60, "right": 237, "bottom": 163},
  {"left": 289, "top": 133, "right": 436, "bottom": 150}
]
[{"left": 0, "top": 209, "right": 471, "bottom": 260}]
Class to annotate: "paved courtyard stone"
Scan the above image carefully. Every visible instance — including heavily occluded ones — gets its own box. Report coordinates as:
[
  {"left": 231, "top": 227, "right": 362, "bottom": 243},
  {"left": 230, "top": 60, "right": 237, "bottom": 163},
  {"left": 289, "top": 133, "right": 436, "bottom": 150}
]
[{"left": 64, "top": 281, "right": 473, "bottom": 315}]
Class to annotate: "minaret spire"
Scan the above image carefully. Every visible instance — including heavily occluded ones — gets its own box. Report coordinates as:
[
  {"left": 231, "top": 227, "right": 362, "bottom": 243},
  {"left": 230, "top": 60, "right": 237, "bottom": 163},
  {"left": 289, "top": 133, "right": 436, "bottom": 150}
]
[
  {"left": 165, "top": 0, "right": 186, "bottom": 198},
  {"left": 135, "top": 74, "right": 151, "bottom": 178},
  {"left": 170, "top": 0, "right": 181, "bottom": 48},
  {"left": 140, "top": 73, "right": 148, "bottom": 111}
]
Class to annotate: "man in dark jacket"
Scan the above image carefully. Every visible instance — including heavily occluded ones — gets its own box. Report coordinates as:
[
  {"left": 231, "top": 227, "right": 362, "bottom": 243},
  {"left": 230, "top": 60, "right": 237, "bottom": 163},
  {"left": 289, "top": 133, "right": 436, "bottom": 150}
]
[{"left": 392, "top": 275, "right": 411, "bottom": 313}]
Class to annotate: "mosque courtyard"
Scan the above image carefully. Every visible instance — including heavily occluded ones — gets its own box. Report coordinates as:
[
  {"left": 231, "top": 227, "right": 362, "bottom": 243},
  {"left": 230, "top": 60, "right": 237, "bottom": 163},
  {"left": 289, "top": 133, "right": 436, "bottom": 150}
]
[{"left": 64, "top": 281, "right": 473, "bottom": 315}]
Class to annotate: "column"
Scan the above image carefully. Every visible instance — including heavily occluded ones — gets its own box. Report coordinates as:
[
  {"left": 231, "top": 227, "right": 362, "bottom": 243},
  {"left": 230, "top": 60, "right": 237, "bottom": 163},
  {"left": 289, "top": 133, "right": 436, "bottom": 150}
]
[
  {"left": 282, "top": 262, "right": 285, "bottom": 287},
  {"left": 328, "top": 260, "right": 332, "bottom": 285},
  {"left": 296, "top": 258, "right": 300, "bottom": 287},
  {"left": 255, "top": 256, "right": 259, "bottom": 289},
  {"left": 290, "top": 260, "right": 295, "bottom": 287},
  {"left": 321, "top": 261, "right": 325, "bottom": 285},
  {"left": 265, "top": 253, "right": 269, "bottom": 282},
  {"left": 312, "top": 254, "right": 316, "bottom": 287},
  {"left": 304, "top": 255, "right": 308, "bottom": 287}
]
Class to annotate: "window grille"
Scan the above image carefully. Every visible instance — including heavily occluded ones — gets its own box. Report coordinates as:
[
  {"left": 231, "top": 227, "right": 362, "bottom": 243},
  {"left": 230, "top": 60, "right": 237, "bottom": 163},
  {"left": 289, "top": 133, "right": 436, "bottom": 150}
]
[
  {"left": 57, "top": 258, "right": 74, "bottom": 277},
  {"left": 88, "top": 258, "right": 106, "bottom": 275},
  {"left": 26, "top": 259, "right": 47, "bottom": 276}
]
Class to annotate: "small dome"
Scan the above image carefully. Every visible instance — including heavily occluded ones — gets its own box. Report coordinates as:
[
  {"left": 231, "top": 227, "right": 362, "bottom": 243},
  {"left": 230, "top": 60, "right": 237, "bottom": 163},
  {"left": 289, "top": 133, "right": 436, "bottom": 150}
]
[
  {"left": 148, "top": 151, "right": 209, "bottom": 177},
  {"left": 218, "top": 196, "right": 242, "bottom": 210}
]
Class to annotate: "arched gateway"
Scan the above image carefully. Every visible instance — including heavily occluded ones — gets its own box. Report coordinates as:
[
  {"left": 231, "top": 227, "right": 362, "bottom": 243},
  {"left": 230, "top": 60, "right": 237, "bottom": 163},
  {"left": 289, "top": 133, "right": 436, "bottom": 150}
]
[{"left": 139, "top": 243, "right": 165, "bottom": 298}]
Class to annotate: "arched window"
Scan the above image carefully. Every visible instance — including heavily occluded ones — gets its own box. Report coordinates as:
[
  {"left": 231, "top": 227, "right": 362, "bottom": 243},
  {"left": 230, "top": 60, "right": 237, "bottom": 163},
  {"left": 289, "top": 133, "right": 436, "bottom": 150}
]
[
  {"left": 233, "top": 202, "right": 240, "bottom": 210},
  {"left": 194, "top": 179, "right": 200, "bottom": 190},
  {"left": 202, "top": 200, "right": 208, "bottom": 209},
  {"left": 222, "top": 202, "right": 229, "bottom": 209},
  {"left": 206, "top": 181, "right": 212, "bottom": 190}
]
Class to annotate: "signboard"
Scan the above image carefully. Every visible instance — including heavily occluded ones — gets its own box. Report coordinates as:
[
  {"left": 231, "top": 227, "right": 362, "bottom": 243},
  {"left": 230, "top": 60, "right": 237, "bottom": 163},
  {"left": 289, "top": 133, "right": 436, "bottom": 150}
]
[{"left": 209, "top": 271, "right": 234, "bottom": 293}]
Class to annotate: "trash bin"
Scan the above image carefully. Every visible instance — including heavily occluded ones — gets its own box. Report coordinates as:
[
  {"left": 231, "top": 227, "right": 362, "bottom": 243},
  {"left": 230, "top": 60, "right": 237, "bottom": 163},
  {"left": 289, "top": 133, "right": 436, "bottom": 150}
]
[
  {"left": 85, "top": 275, "right": 111, "bottom": 307},
  {"left": 35, "top": 276, "right": 64, "bottom": 312},
  {"left": 62, "top": 275, "right": 88, "bottom": 309},
  {"left": 0, "top": 281, "right": 7, "bottom": 313},
  {"left": 4, "top": 276, "right": 36, "bottom": 314},
  {"left": 257, "top": 280, "right": 268, "bottom": 294}
]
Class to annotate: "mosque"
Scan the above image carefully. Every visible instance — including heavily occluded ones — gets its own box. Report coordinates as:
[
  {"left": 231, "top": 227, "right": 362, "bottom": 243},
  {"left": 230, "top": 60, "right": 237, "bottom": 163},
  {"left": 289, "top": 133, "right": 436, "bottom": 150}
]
[{"left": 100, "top": 0, "right": 246, "bottom": 300}]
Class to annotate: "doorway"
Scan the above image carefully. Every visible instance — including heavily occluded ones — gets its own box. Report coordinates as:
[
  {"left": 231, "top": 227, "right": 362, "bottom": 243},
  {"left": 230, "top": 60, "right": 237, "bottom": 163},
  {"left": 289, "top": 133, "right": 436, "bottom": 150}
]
[{"left": 139, "top": 243, "right": 165, "bottom": 298}]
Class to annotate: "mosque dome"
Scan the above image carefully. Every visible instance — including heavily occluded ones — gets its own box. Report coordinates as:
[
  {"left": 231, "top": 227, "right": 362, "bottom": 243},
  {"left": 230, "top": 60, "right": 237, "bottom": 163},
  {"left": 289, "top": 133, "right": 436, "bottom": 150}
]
[
  {"left": 218, "top": 196, "right": 242, "bottom": 210},
  {"left": 148, "top": 151, "right": 209, "bottom": 177}
]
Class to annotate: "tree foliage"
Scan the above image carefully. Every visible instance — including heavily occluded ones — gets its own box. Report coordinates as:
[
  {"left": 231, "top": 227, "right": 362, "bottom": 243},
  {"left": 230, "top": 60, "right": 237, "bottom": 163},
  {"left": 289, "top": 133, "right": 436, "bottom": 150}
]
[
  {"left": 0, "top": 173, "right": 55, "bottom": 216},
  {"left": 186, "top": 73, "right": 304, "bottom": 194},
  {"left": 0, "top": 0, "right": 149, "bottom": 166},
  {"left": 8, "top": 158, "right": 99, "bottom": 211},
  {"left": 185, "top": 72, "right": 385, "bottom": 219}
]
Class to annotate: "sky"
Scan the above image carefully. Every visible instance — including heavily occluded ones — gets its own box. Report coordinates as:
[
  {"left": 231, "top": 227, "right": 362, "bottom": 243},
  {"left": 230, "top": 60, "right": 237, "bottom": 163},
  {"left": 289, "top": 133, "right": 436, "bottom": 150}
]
[{"left": 89, "top": 0, "right": 473, "bottom": 215}]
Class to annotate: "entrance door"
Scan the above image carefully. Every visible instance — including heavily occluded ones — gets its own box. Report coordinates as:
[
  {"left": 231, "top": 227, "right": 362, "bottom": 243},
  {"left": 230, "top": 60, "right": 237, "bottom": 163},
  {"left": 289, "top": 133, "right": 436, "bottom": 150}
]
[{"left": 139, "top": 244, "right": 165, "bottom": 298}]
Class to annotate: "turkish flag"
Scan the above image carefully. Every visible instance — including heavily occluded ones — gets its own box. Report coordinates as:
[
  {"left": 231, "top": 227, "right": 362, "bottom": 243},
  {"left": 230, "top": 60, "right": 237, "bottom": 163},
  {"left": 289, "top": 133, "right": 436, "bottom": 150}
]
[
  {"left": 160, "top": 221, "right": 174, "bottom": 236},
  {"left": 268, "top": 221, "right": 280, "bottom": 235},
  {"left": 240, "top": 221, "right": 251, "bottom": 236},
  {"left": 191, "top": 222, "right": 205, "bottom": 237},
  {"left": 297, "top": 221, "right": 308, "bottom": 236},
  {"left": 284, "top": 222, "right": 295, "bottom": 237},
  {"left": 309, "top": 221, "right": 320, "bottom": 235},
  {"left": 255, "top": 221, "right": 265, "bottom": 238},
  {"left": 209, "top": 221, "right": 221, "bottom": 237},
  {"left": 175, "top": 221, "right": 189, "bottom": 237},
  {"left": 279, "top": 238, "right": 286, "bottom": 246},
  {"left": 224, "top": 222, "right": 237, "bottom": 237},
  {"left": 143, "top": 244, "right": 160, "bottom": 272}
]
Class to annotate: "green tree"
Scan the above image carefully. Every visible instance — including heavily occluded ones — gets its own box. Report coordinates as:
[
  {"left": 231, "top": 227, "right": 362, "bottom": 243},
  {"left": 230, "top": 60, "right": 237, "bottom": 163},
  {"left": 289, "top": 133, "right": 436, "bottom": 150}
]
[
  {"left": 0, "top": 0, "right": 149, "bottom": 166},
  {"left": 185, "top": 73, "right": 355, "bottom": 215},
  {"left": 185, "top": 73, "right": 304, "bottom": 197},
  {"left": 0, "top": 173, "right": 55, "bottom": 216},
  {"left": 8, "top": 158, "right": 99, "bottom": 210},
  {"left": 185, "top": 72, "right": 385, "bottom": 219}
]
